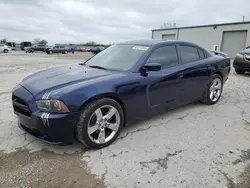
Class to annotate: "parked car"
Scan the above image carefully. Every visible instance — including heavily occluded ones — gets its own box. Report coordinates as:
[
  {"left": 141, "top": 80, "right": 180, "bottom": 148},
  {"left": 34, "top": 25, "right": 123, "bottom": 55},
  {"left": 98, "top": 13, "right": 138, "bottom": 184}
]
[
  {"left": 12, "top": 40, "right": 230, "bottom": 149},
  {"left": 45, "top": 45, "right": 71, "bottom": 54},
  {"left": 0, "top": 44, "right": 11, "bottom": 53},
  {"left": 26, "top": 44, "right": 48, "bottom": 53},
  {"left": 233, "top": 48, "right": 250, "bottom": 74},
  {"left": 77, "top": 47, "right": 86, "bottom": 52},
  {"left": 89, "top": 47, "right": 102, "bottom": 55},
  {"left": 20, "top": 42, "right": 32, "bottom": 51}
]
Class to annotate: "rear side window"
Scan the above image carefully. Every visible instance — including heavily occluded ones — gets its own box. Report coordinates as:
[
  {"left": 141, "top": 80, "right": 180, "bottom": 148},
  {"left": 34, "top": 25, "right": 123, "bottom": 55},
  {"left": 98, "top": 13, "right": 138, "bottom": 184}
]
[
  {"left": 179, "top": 45, "right": 200, "bottom": 64},
  {"left": 198, "top": 49, "right": 206, "bottom": 59},
  {"left": 147, "top": 46, "right": 178, "bottom": 69}
]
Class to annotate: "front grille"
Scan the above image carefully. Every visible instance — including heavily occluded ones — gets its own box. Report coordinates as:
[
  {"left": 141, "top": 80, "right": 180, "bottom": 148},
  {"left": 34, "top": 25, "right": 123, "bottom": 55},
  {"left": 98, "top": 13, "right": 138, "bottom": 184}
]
[{"left": 12, "top": 95, "right": 31, "bottom": 117}]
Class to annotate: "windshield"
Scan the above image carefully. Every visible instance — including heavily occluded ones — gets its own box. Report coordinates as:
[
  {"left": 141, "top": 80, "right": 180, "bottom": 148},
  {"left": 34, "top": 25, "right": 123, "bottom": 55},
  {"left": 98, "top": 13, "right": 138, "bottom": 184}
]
[{"left": 85, "top": 44, "right": 149, "bottom": 71}]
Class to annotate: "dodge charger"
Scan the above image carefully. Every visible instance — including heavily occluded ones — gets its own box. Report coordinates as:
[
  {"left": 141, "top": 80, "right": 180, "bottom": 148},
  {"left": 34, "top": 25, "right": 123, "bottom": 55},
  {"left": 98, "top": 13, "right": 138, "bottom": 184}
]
[{"left": 12, "top": 40, "right": 231, "bottom": 149}]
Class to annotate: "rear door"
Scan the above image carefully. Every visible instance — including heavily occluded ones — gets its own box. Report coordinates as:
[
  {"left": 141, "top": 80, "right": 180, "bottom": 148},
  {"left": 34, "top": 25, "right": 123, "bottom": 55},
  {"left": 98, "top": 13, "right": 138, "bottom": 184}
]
[{"left": 177, "top": 44, "right": 211, "bottom": 103}]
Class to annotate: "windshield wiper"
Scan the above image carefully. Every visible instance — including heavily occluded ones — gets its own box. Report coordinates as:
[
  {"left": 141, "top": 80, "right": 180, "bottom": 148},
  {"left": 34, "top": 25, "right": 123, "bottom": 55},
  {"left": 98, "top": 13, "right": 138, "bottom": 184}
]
[{"left": 88, "top": 65, "right": 107, "bottom": 70}]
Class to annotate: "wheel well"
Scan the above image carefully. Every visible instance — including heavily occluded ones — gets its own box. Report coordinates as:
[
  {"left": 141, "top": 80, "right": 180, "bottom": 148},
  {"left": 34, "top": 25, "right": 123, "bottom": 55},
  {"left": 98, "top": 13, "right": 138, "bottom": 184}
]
[
  {"left": 214, "top": 71, "right": 223, "bottom": 80},
  {"left": 79, "top": 95, "right": 127, "bottom": 126}
]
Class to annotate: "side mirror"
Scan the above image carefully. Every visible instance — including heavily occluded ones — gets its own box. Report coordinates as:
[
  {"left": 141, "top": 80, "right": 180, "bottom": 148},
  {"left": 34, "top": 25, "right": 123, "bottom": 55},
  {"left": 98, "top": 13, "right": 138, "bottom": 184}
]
[{"left": 142, "top": 63, "right": 161, "bottom": 72}]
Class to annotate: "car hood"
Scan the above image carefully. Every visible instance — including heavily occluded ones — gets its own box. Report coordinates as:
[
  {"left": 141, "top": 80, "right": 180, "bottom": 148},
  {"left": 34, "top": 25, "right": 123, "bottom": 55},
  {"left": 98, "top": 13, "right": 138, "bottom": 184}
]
[
  {"left": 244, "top": 49, "right": 250, "bottom": 54},
  {"left": 21, "top": 64, "right": 113, "bottom": 98}
]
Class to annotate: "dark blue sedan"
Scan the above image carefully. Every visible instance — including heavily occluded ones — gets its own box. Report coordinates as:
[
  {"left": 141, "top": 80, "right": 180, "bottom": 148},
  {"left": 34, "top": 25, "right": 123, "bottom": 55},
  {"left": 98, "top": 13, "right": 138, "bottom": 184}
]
[{"left": 12, "top": 40, "right": 231, "bottom": 148}]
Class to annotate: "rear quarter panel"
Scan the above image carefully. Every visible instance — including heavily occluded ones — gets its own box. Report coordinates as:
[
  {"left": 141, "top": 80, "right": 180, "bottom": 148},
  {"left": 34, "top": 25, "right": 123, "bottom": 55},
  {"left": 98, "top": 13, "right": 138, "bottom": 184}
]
[{"left": 207, "top": 55, "right": 231, "bottom": 84}]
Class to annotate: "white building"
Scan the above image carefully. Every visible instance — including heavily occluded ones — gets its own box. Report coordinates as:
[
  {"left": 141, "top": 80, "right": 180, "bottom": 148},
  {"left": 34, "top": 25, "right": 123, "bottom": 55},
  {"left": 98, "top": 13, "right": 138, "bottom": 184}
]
[{"left": 152, "top": 21, "right": 250, "bottom": 57}]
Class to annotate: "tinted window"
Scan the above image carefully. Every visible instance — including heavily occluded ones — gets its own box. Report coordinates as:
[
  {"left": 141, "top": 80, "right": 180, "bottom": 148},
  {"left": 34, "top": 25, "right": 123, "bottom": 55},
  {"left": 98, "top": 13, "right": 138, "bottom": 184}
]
[
  {"left": 180, "top": 45, "right": 199, "bottom": 64},
  {"left": 59, "top": 45, "right": 65, "bottom": 48},
  {"left": 198, "top": 49, "right": 205, "bottom": 59},
  {"left": 147, "top": 46, "right": 178, "bottom": 69}
]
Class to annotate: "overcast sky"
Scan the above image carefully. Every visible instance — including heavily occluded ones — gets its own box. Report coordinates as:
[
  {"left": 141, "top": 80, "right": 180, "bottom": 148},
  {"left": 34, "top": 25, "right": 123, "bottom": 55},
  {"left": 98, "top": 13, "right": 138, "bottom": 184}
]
[{"left": 0, "top": 0, "right": 249, "bottom": 44}]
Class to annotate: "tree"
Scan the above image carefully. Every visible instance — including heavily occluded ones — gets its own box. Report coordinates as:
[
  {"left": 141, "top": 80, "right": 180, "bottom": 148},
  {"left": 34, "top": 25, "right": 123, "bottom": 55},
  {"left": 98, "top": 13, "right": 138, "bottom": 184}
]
[
  {"left": 0, "top": 38, "right": 7, "bottom": 44},
  {"left": 33, "top": 38, "right": 48, "bottom": 45},
  {"left": 34, "top": 38, "right": 41, "bottom": 44},
  {"left": 39, "top": 40, "right": 48, "bottom": 45},
  {"left": 160, "top": 22, "right": 177, "bottom": 29}
]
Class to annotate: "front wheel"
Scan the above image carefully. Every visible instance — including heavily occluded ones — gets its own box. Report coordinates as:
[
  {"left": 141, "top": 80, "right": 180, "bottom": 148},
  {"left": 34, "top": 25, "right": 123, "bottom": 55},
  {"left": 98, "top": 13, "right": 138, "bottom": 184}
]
[
  {"left": 235, "top": 68, "right": 245, "bottom": 74},
  {"left": 3, "top": 49, "right": 8, "bottom": 53},
  {"left": 76, "top": 98, "right": 124, "bottom": 149},
  {"left": 201, "top": 74, "right": 223, "bottom": 105}
]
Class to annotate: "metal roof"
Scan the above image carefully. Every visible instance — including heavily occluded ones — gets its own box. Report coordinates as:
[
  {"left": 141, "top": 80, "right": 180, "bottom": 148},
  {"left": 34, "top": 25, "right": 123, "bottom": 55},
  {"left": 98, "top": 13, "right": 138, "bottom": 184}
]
[{"left": 152, "top": 21, "right": 250, "bottom": 32}]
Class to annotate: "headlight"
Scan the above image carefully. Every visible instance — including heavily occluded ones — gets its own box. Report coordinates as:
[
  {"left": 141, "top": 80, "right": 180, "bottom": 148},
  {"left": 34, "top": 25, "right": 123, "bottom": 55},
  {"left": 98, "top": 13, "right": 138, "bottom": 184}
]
[{"left": 36, "top": 100, "right": 70, "bottom": 113}]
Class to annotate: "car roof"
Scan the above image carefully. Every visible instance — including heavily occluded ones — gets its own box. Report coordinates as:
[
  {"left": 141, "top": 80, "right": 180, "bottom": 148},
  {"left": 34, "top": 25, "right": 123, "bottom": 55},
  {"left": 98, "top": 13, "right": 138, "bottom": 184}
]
[{"left": 117, "top": 39, "right": 201, "bottom": 47}]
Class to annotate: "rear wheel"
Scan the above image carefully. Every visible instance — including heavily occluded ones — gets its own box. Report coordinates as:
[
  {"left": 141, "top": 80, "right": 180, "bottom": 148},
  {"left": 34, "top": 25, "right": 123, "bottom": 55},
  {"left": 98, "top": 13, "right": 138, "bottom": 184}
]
[
  {"left": 76, "top": 98, "right": 124, "bottom": 149},
  {"left": 201, "top": 74, "right": 223, "bottom": 105},
  {"left": 49, "top": 50, "right": 52, "bottom": 54},
  {"left": 64, "top": 51, "right": 68, "bottom": 54},
  {"left": 235, "top": 68, "right": 245, "bottom": 74},
  {"left": 3, "top": 49, "right": 8, "bottom": 53}
]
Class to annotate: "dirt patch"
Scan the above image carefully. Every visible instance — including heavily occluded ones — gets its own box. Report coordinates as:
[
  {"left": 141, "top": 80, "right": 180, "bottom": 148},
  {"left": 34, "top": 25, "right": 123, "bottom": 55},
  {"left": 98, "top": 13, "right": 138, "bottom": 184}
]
[
  {"left": 232, "top": 149, "right": 250, "bottom": 165},
  {"left": 139, "top": 150, "right": 183, "bottom": 171},
  {"left": 219, "top": 164, "right": 250, "bottom": 188},
  {"left": 0, "top": 149, "right": 106, "bottom": 188}
]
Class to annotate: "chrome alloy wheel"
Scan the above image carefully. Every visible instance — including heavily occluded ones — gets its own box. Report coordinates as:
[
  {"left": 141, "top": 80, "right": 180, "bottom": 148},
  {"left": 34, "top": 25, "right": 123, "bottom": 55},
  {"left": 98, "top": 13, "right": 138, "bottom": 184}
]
[
  {"left": 87, "top": 105, "right": 120, "bottom": 144},
  {"left": 209, "top": 78, "right": 222, "bottom": 102}
]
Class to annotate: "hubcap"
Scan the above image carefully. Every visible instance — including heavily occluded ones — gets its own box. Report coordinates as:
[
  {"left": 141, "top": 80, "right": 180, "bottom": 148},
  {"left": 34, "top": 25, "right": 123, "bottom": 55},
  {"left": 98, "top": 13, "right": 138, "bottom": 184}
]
[
  {"left": 209, "top": 78, "right": 222, "bottom": 102},
  {"left": 87, "top": 105, "right": 120, "bottom": 144}
]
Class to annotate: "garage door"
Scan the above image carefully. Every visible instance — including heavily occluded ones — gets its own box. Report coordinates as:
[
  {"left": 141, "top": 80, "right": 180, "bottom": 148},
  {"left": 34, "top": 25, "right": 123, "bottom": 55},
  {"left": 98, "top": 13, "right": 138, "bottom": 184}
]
[
  {"left": 162, "top": 34, "right": 176, "bottom": 40},
  {"left": 221, "top": 30, "right": 247, "bottom": 58}
]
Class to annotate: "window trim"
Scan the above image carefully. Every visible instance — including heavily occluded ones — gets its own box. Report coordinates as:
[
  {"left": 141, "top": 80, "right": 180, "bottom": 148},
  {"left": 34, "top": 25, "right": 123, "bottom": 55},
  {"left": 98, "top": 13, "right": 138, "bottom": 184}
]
[
  {"left": 142, "top": 44, "right": 180, "bottom": 71},
  {"left": 198, "top": 49, "right": 206, "bottom": 59}
]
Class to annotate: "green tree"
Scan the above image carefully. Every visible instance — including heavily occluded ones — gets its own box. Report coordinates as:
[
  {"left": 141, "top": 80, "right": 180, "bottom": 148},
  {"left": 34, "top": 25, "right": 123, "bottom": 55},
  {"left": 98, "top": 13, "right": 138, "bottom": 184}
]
[{"left": 39, "top": 40, "right": 48, "bottom": 44}]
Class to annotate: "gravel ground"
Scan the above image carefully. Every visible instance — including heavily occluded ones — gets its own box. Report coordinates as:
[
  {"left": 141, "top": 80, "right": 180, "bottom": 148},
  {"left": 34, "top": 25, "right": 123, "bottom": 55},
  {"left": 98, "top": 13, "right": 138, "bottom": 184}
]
[{"left": 0, "top": 51, "right": 250, "bottom": 188}]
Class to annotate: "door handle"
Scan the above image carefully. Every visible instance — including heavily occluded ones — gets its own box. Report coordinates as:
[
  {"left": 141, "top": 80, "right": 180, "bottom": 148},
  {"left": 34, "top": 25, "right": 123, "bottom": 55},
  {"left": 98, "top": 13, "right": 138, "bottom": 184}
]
[{"left": 178, "top": 73, "right": 184, "bottom": 79}]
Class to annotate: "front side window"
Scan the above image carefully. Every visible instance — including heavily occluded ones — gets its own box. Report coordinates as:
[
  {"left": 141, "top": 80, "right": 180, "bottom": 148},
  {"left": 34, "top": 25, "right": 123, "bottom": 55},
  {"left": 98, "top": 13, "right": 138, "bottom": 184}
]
[
  {"left": 85, "top": 44, "right": 149, "bottom": 71},
  {"left": 146, "top": 46, "right": 178, "bottom": 69},
  {"left": 179, "top": 45, "right": 200, "bottom": 64}
]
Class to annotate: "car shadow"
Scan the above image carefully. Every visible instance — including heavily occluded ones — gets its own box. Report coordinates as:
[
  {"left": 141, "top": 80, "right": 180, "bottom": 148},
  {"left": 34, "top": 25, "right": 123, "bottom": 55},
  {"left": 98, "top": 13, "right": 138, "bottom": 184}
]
[{"left": 33, "top": 101, "right": 207, "bottom": 154}]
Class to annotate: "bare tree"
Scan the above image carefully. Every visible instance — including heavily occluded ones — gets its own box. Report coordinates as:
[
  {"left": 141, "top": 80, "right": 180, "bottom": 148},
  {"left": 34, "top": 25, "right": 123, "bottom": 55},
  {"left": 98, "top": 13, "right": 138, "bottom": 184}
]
[
  {"left": 0, "top": 38, "right": 7, "bottom": 44},
  {"left": 34, "top": 38, "right": 41, "bottom": 44},
  {"left": 34, "top": 38, "right": 48, "bottom": 45},
  {"left": 160, "top": 22, "right": 177, "bottom": 29}
]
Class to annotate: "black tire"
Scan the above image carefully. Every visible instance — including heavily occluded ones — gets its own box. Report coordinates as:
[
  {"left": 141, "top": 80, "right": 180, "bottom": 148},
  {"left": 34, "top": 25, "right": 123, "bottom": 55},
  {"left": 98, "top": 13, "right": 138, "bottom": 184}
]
[
  {"left": 235, "top": 68, "right": 245, "bottom": 74},
  {"left": 76, "top": 98, "right": 124, "bottom": 149},
  {"left": 201, "top": 74, "right": 223, "bottom": 105},
  {"left": 64, "top": 51, "right": 68, "bottom": 54},
  {"left": 3, "top": 49, "right": 8, "bottom": 53}
]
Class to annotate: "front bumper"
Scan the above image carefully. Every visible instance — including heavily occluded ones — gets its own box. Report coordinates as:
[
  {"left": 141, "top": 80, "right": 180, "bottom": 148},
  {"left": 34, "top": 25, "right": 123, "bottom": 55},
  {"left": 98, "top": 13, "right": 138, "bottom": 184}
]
[
  {"left": 12, "top": 85, "right": 80, "bottom": 145},
  {"left": 233, "top": 55, "right": 250, "bottom": 71}
]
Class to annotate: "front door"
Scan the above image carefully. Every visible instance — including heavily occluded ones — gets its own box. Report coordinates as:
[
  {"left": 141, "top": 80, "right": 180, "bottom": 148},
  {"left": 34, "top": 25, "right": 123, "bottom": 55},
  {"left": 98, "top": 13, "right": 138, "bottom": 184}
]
[{"left": 144, "top": 45, "right": 184, "bottom": 112}]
